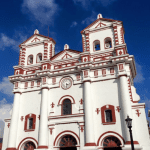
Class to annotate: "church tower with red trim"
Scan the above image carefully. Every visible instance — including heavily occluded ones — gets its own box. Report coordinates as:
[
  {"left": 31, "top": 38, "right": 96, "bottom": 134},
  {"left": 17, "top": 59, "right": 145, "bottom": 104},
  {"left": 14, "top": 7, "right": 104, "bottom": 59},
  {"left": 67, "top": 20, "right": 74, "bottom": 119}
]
[{"left": 2, "top": 14, "right": 150, "bottom": 150}]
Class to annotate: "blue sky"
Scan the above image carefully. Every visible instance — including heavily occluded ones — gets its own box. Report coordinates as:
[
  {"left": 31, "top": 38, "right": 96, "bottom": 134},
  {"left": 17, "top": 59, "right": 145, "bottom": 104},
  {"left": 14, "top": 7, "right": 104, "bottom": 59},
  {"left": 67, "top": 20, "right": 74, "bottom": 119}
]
[{"left": 0, "top": 0, "right": 150, "bottom": 137}]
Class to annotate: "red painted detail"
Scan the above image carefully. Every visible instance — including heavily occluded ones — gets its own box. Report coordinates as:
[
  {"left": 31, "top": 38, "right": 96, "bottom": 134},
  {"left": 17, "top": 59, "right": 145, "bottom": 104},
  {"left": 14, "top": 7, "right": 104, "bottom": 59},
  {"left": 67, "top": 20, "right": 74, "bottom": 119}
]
[
  {"left": 82, "top": 36, "right": 86, "bottom": 52},
  {"left": 53, "top": 130, "right": 80, "bottom": 146},
  {"left": 21, "top": 116, "right": 24, "bottom": 121},
  {"left": 15, "top": 82, "right": 18, "bottom": 89},
  {"left": 58, "top": 95, "right": 75, "bottom": 105},
  {"left": 135, "top": 109, "right": 141, "bottom": 117},
  {"left": 37, "top": 146, "right": 48, "bottom": 149},
  {"left": 49, "top": 44, "right": 52, "bottom": 58},
  {"left": 95, "top": 108, "right": 100, "bottom": 114},
  {"left": 94, "top": 70, "right": 98, "bottom": 77},
  {"left": 24, "top": 114, "right": 36, "bottom": 131},
  {"left": 120, "top": 27, "right": 125, "bottom": 44},
  {"left": 119, "top": 64, "right": 124, "bottom": 71},
  {"left": 50, "top": 49, "right": 80, "bottom": 61},
  {"left": 97, "top": 131, "right": 125, "bottom": 146},
  {"left": 101, "top": 105, "right": 116, "bottom": 124},
  {"left": 79, "top": 99, "right": 83, "bottom": 105},
  {"left": 119, "top": 51, "right": 122, "bottom": 55},
  {"left": 76, "top": 74, "right": 80, "bottom": 81},
  {"left": 37, "top": 81, "right": 40, "bottom": 87},
  {"left": 31, "top": 37, "right": 40, "bottom": 42},
  {"left": 7, "top": 123, "right": 10, "bottom": 128},
  {"left": 38, "top": 115, "right": 40, "bottom": 120},
  {"left": 52, "top": 77, "right": 56, "bottom": 85},
  {"left": 116, "top": 106, "right": 121, "bottom": 112},
  {"left": 95, "top": 22, "right": 106, "bottom": 28},
  {"left": 51, "top": 102, "right": 55, "bottom": 108},
  {"left": 31, "top": 81, "right": 34, "bottom": 88},
  {"left": 49, "top": 128, "right": 54, "bottom": 135},
  {"left": 80, "top": 125, "right": 84, "bottom": 132},
  {"left": 6, "top": 148, "right": 16, "bottom": 150},
  {"left": 85, "top": 143, "right": 96, "bottom": 146},
  {"left": 125, "top": 141, "right": 139, "bottom": 144},
  {"left": 102, "top": 69, "right": 106, "bottom": 76},
  {"left": 110, "top": 68, "right": 114, "bottom": 75},
  {"left": 43, "top": 77, "right": 46, "bottom": 84},
  {"left": 25, "top": 82, "right": 28, "bottom": 89},
  {"left": 84, "top": 70, "right": 88, "bottom": 78},
  {"left": 62, "top": 52, "right": 72, "bottom": 59}
]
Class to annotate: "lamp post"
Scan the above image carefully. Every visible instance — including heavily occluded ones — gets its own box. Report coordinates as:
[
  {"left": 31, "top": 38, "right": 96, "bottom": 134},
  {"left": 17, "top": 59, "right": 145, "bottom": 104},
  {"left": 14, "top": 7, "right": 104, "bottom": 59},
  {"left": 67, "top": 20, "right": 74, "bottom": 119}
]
[{"left": 125, "top": 115, "right": 135, "bottom": 150}]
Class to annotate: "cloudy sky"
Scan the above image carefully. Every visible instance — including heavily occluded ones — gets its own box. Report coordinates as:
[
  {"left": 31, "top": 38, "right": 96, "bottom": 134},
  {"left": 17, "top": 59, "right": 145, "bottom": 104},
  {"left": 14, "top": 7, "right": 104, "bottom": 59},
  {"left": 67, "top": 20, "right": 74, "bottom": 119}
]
[{"left": 0, "top": 0, "right": 150, "bottom": 137}]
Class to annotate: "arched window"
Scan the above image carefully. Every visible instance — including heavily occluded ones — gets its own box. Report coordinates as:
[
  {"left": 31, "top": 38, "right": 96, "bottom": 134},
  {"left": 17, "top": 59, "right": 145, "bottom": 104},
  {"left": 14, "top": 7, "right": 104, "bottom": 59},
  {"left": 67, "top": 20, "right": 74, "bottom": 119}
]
[
  {"left": 23, "top": 141, "right": 36, "bottom": 150},
  {"left": 93, "top": 40, "right": 100, "bottom": 51},
  {"left": 105, "top": 110, "right": 112, "bottom": 122},
  {"left": 62, "top": 99, "right": 71, "bottom": 115},
  {"left": 36, "top": 53, "right": 42, "bottom": 63},
  {"left": 28, "top": 55, "right": 33, "bottom": 65},
  {"left": 104, "top": 37, "right": 112, "bottom": 49},
  {"left": 103, "top": 136, "right": 121, "bottom": 148},
  {"left": 59, "top": 135, "right": 77, "bottom": 149}
]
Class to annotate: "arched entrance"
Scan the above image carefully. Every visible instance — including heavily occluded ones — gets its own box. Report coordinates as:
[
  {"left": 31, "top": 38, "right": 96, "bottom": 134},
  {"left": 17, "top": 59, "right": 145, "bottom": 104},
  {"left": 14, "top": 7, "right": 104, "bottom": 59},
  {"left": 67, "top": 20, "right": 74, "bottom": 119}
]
[
  {"left": 21, "top": 141, "right": 36, "bottom": 150},
  {"left": 103, "top": 136, "right": 122, "bottom": 150},
  {"left": 59, "top": 135, "right": 77, "bottom": 150}
]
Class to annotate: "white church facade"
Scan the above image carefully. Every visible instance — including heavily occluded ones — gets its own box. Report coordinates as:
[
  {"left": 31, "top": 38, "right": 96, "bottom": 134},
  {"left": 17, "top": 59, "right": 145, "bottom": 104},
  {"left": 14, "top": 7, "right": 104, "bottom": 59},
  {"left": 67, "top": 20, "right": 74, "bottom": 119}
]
[{"left": 2, "top": 14, "right": 150, "bottom": 150}]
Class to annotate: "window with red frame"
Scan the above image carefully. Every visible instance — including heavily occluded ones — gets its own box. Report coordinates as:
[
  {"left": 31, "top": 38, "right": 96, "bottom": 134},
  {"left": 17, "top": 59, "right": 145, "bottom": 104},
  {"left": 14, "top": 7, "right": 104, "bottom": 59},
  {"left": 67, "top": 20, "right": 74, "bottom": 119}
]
[
  {"left": 25, "top": 82, "right": 28, "bottom": 89},
  {"left": 62, "top": 99, "right": 71, "bottom": 115},
  {"left": 101, "top": 105, "right": 116, "bottom": 125},
  {"left": 24, "top": 114, "right": 36, "bottom": 131}
]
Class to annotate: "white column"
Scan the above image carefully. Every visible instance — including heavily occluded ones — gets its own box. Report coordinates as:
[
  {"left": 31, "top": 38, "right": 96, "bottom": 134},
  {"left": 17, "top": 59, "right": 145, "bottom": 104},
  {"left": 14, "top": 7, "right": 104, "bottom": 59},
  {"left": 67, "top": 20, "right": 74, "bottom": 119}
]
[
  {"left": 7, "top": 92, "right": 21, "bottom": 150},
  {"left": 38, "top": 88, "right": 48, "bottom": 149},
  {"left": 118, "top": 75, "right": 139, "bottom": 144},
  {"left": 83, "top": 81, "right": 96, "bottom": 146}
]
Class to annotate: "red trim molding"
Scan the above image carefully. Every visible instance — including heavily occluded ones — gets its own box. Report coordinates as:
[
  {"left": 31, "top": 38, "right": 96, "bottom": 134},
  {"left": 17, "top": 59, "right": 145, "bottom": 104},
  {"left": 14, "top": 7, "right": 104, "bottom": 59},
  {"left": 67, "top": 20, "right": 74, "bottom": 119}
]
[
  {"left": 125, "top": 141, "right": 139, "bottom": 145},
  {"left": 97, "top": 131, "right": 125, "bottom": 146},
  {"left": 85, "top": 143, "right": 96, "bottom": 146},
  {"left": 6, "top": 148, "right": 16, "bottom": 150},
  {"left": 37, "top": 146, "right": 48, "bottom": 149}
]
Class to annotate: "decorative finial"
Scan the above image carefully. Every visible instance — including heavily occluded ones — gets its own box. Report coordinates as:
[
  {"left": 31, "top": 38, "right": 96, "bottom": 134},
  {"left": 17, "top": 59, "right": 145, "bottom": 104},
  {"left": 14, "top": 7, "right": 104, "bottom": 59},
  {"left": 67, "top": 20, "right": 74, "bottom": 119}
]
[
  {"left": 97, "top": 14, "right": 103, "bottom": 19},
  {"left": 34, "top": 29, "right": 39, "bottom": 34},
  {"left": 64, "top": 44, "right": 69, "bottom": 50}
]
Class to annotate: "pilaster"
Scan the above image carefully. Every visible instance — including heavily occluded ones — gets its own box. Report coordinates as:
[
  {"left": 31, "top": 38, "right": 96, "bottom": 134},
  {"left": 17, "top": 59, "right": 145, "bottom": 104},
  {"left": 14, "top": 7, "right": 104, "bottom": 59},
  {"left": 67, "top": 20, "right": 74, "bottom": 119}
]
[{"left": 6, "top": 92, "right": 21, "bottom": 150}]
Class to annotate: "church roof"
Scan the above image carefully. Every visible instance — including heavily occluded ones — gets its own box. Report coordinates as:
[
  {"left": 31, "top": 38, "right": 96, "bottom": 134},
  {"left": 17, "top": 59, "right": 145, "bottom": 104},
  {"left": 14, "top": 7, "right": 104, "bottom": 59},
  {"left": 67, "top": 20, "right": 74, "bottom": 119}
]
[
  {"left": 19, "top": 33, "right": 56, "bottom": 47},
  {"left": 81, "top": 17, "right": 122, "bottom": 34},
  {"left": 50, "top": 49, "right": 81, "bottom": 61}
]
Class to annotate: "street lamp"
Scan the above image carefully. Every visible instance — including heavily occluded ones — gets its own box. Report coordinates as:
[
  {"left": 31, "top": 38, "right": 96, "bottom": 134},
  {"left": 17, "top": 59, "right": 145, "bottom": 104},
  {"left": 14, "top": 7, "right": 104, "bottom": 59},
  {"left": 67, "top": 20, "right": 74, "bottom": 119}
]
[{"left": 125, "top": 115, "right": 135, "bottom": 150}]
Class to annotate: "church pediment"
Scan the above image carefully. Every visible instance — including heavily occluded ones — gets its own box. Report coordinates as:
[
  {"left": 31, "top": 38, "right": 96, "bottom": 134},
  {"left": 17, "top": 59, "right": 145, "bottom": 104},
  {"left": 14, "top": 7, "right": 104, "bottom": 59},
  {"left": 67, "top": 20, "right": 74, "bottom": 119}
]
[
  {"left": 51, "top": 49, "right": 81, "bottom": 61},
  {"left": 19, "top": 29, "right": 56, "bottom": 47}
]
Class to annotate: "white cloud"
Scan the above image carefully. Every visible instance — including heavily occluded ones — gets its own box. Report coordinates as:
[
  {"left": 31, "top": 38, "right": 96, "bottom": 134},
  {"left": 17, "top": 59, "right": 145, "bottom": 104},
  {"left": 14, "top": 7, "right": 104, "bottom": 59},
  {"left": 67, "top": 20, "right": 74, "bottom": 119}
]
[
  {"left": 0, "top": 98, "right": 13, "bottom": 138},
  {"left": 0, "top": 33, "right": 27, "bottom": 51},
  {"left": 81, "top": 11, "right": 96, "bottom": 25},
  {"left": 21, "top": 0, "right": 60, "bottom": 25},
  {"left": 72, "top": 0, "right": 117, "bottom": 9},
  {"left": 0, "top": 77, "right": 13, "bottom": 96},
  {"left": 134, "top": 63, "right": 145, "bottom": 83},
  {"left": 70, "top": 21, "right": 78, "bottom": 28}
]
